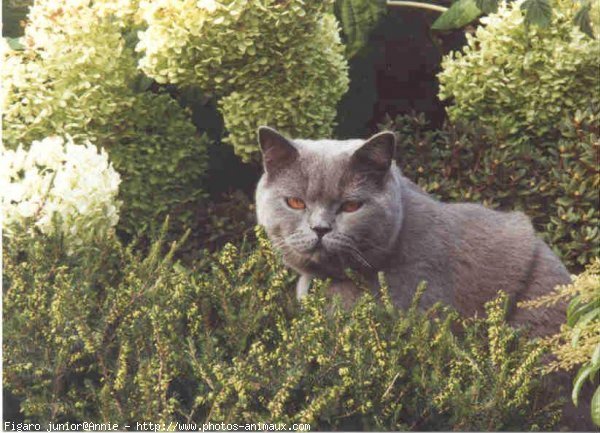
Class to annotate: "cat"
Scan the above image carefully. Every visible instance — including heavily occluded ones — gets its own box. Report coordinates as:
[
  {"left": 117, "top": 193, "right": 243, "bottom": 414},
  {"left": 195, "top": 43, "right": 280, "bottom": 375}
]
[{"left": 254, "top": 126, "right": 571, "bottom": 337}]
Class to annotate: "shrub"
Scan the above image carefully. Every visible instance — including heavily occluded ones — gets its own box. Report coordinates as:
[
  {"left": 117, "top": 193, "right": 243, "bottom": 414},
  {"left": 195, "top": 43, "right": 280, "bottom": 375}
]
[
  {"left": 1, "top": 136, "right": 121, "bottom": 248},
  {"left": 380, "top": 111, "right": 599, "bottom": 269},
  {"left": 520, "top": 258, "right": 600, "bottom": 426},
  {"left": 136, "top": 0, "right": 349, "bottom": 161},
  {"left": 2, "top": 0, "right": 209, "bottom": 237},
  {"left": 3, "top": 226, "right": 563, "bottom": 429},
  {"left": 438, "top": 0, "right": 600, "bottom": 144}
]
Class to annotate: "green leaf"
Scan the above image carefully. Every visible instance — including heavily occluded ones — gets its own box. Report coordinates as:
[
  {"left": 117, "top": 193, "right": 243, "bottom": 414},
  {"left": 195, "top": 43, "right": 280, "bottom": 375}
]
[
  {"left": 573, "top": 364, "right": 594, "bottom": 406},
  {"left": 592, "top": 385, "right": 600, "bottom": 427},
  {"left": 432, "top": 0, "right": 482, "bottom": 31},
  {"left": 4, "top": 36, "right": 24, "bottom": 50},
  {"left": 335, "top": 0, "right": 386, "bottom": 57},
  {"left": 567, "top": 298, "right": 600, "bottom": 328},
  {"left": 592, "top": 344, "right": 600, "bottom": 368},
  {"left": 573, "top": 1, "right": 595, "bottom": 39},
  {"left": 520, "top": 0, "right": 553, "bottom": 28},
  {"left": 475, "top": 0, "right": 498, "bottom": 14}
]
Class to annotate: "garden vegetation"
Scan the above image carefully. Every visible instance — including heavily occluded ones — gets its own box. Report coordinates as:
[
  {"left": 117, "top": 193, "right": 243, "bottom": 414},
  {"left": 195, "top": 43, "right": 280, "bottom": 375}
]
[{"left": 2, "top": 0, "right": 599, "bottom": 429}]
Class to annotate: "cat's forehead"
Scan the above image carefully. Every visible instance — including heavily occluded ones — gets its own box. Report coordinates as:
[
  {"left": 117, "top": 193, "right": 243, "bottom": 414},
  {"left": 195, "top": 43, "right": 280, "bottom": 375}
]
[
  {"left": 294, "top": 138, "right": 364, "bottom": 158},
  {"left": 280, "top": 138, "right": 367, "bottom": 201}
]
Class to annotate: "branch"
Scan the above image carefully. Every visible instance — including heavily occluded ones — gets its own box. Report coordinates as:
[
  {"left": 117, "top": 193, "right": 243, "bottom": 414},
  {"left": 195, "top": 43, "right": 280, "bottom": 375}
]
[{"left": 387, "top": 1, "right": 448, "bottom": 13}]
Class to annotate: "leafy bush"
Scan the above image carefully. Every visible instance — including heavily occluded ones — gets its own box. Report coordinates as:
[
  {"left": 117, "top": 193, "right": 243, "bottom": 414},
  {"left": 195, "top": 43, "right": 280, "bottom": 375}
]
[
  {"left": 136, "top": 0, "right": 349, "bottom": 161},
  {"left": 2, "top": 0, "right": 209, "bottom": 237},
  {"left": 381, "top": 111, "right": 599, "bottom": 269},
  {"left": 521, "top": 258, "right": 600, "bottom": 426},
  {"left": 1, "top": 136, "right": 121, "bottom": 248},
  {"left": 3, "top": 226, "right": 563, "bottom": 429},
  {"left": 438, "top": 0, "right": 600, "bottom": 144},
  {"left": 334, "top": 0, "right": 386, "bottom": 57}
]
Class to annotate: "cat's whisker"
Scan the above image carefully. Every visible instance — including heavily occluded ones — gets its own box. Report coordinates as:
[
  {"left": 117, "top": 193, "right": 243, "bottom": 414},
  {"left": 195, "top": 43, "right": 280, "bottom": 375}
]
[{"left": 328, "top": 236, "right": 374, "bottom": 270}]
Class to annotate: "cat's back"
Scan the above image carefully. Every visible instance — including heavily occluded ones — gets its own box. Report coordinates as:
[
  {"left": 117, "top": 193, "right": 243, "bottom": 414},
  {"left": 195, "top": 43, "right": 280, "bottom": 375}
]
[
  {"left": 393, "top": 183, "right": 570, "bottom": 333},
  {"left": 443, "top": 201, "right": 570, "bottom": 331}
]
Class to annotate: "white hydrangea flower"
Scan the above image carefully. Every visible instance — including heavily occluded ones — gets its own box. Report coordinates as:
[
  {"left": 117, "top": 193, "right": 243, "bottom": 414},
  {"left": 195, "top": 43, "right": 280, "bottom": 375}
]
[{"left": 1, "top": 136, "right": 122, "bottom": 248}]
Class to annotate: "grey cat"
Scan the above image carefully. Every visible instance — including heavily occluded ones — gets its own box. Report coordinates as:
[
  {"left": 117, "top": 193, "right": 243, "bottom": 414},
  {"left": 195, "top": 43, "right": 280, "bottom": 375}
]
[{"left": 255, "top": 126, "right": 571, "bottom": 336}]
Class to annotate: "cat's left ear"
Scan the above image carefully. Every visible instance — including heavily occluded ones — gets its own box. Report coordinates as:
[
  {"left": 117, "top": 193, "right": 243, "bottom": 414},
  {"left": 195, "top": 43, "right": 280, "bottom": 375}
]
[
  {"left": 258, "top": 126, "right": 298, "bottom": 176},
  {"left": 351, "top": 131, "right": 396, "bottom": 176}
]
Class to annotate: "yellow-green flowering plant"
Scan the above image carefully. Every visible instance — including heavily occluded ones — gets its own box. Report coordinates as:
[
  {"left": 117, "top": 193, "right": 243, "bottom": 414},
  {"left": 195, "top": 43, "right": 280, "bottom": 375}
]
[{"left": 4, "top": 225, "right": 562, "bottom": 429}]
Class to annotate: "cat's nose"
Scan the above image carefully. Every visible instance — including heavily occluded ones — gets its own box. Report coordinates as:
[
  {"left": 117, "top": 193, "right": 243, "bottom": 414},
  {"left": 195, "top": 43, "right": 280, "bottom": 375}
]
[{"left": 312, "top": 226, "right": 332, "bottom": 239}]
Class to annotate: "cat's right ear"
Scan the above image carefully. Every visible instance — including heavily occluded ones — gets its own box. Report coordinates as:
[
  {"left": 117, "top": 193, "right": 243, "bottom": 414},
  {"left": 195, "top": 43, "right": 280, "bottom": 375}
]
[{"left": 258, "top": 126, "right": 298, "bottom": 176}]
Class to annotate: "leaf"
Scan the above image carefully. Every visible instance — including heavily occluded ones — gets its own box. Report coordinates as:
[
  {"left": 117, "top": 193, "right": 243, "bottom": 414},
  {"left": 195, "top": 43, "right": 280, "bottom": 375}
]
[
  {"left": 432, "top": 0, "right": 482, "bottom": 31},
  {"left": 475, "top": 0, "right": 498, "bottom": 14},
  {"left": 4, "top": 36, "right": 24, "bottom": 50},
  {"left": 592, "top": 385, "right": 600, "bottom": 427},
  {"left": 335, "top": 0, "right": 386, "bottom": 57},
  {"left": 572, "top": 364, "right": 594, "bottom": 406},
  {"left": 573, "top": 1, "right": 595, "bottom": 39},
  {"left": 567, "top": 297, "right": 600, "bottom": 328},
  {"left": 520, "top": 0, "right": 553, "bottom": 28},
  {"left": 592, "top": 343, "right": 600, "bottom": 368}
]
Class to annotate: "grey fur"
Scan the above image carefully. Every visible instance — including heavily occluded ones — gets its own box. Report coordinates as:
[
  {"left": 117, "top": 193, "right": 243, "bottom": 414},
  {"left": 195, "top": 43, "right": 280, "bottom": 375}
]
[{"left": 255, "top": 127, "right": 571, "bottom": 336}]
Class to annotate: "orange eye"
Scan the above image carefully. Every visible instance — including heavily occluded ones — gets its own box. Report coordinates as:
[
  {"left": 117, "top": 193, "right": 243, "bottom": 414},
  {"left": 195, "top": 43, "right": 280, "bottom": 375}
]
[
  {"left": 341, "top": 200, "right": 362, "bottom": 213},
  {"left": 286, "top": 197, "right": 306, "bottom": 210}
]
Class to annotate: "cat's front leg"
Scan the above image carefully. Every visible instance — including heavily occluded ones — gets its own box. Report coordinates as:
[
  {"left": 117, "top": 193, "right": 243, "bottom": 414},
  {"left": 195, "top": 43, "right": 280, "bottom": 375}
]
[{"left": 296, "top": 273, "right": 312, "bottom": 300}]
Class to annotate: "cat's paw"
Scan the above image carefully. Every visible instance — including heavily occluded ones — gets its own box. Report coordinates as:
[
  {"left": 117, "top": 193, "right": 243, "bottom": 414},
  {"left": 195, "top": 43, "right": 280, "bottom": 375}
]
[{"left": 296, "top": 274, "right": 311, "bottom": 300}]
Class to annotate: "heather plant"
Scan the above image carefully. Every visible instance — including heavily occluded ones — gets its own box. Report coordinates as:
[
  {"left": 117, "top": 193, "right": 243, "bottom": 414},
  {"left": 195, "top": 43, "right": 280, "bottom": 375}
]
[
  {"left": 438, "top": 0, "right": 600, "bottom": 145},
  {"left": 3, "top": 226, "right": 562, "bottom": 429},
  {"left": 380, "top": 112, "right": 599, "bottom": 268}
]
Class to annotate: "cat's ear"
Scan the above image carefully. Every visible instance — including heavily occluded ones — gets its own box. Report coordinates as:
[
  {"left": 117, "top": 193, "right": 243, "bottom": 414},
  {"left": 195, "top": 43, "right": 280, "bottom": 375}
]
[
  {"left": 351, "top": 131, "right": 396, "bottom": 176},
  {"left": 258, "top": 126, "right": 298, "bottom": 176}
]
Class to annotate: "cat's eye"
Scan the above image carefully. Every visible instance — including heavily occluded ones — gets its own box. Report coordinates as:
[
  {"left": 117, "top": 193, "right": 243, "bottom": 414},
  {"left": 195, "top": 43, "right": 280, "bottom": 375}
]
[
  {"left": 286, "top": 197, "right": 306, "bottom": 210},
  {"left": 341, "top": 200, "right": 362, "bottom": 213}
]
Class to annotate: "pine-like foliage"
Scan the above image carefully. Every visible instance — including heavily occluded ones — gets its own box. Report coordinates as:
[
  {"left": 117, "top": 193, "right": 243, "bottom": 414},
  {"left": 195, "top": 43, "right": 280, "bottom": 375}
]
[{"left": 4, "top": 225, "right": 563, "bottom": 429}]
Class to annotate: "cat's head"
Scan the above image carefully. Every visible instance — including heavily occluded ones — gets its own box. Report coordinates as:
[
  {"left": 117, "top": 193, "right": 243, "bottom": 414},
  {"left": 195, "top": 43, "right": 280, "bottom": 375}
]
[{"left": 255, "top": 127, "right": 404, "bottom": 278}]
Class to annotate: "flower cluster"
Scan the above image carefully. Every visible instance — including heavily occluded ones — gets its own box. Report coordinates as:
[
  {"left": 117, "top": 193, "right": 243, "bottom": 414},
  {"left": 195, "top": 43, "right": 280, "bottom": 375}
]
[
  {"left": 136, "top": 0, "right": 349, "bottom": 160},
  {"left": 438, "top": 0, "right": 600, "bottom": 143},
  {"left": 2, "top": 0, "right": 208, "bottom": 236},
  {"left": 1, "top": 136, "right": 121, "bottom": 245}
]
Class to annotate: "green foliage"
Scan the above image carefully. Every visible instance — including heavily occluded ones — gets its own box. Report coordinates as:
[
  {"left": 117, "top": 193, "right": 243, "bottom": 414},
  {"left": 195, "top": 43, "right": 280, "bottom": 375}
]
[
  {"left": 432, "top": 0, "right": 595, "bottom": 35},
  {"left": 380, "top": 112, "right": 599, "bottom": 269},
  {"left": 4, "top": 225, "right": 563, "bottom": 429},
  {"left": 563, "top": 261, "right": 599, "bottom": 426},
  {"left": 136, "top": 0, "right": 349, "bottom": 161},
  {"left": 218, "top": 14, "right": 349, "bottom": 161},
  {"left": 521, "top": 258, "right": 600, "bottom": 426},
  {"left": 2, "top": 1, "right": 209, "bottom": 237},
  {"left": 476, "top": 0, "right": 498, "bottom": 14},
  {"left": 334, "top": 0, "right": 386, "bottom": 57},
  {"left": 438, "top": 0, "right": 599, "bottom": 143},
  {"left": 432, "top": 0, "right": 482, "bottom": 31},
  {"left": 521, "top": 0, "right": 553, "bottom": 28},
  {"left": 573, "top": 1, "right": 595, "bottom": 38}
]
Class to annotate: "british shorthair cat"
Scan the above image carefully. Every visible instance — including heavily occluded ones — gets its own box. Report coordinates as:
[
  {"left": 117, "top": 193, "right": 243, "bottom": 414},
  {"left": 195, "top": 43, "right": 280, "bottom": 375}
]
[{"left": 255, "top": 126, "right": 570, "bottom": 336}]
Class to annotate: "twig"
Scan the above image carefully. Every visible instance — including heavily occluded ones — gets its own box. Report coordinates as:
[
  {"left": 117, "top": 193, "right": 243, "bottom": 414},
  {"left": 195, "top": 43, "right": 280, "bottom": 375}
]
[{"left": 387, "top": 1, "right": 448, "bottom": 13}]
